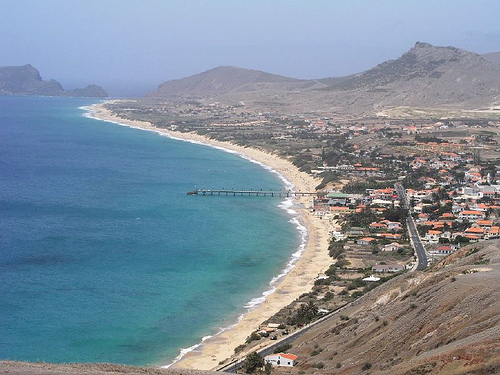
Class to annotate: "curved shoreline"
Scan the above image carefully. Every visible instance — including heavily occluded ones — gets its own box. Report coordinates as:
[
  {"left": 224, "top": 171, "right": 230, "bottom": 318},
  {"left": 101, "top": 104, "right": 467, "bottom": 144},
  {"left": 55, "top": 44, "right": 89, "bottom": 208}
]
[{"left": 84, "top": 102, "right": 333, "bottom": 371}]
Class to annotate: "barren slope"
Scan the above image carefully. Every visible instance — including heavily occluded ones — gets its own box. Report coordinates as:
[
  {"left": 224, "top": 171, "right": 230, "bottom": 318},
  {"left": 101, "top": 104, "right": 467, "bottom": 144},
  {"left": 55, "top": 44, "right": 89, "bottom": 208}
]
[
  {"left": 0, "top": 361, "right": 218, "bottom": 375},
  {"left": 145, "top": 43, "right": 500, "bottom": 116},
  {"left": 278, "top": 240, "right": 500, "bottom": 375},
  {"left": 482, "top": 52, "right": 500, "bottom": 65},
  {"left": 148, "top": 66, "right": 310, "bottom": 99}
]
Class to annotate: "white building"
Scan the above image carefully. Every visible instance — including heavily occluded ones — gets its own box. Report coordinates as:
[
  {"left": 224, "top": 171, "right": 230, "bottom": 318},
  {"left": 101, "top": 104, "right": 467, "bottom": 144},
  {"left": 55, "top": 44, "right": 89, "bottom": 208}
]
[
  {"left": 264, "top": 353, "right": 298, "bottom": 367},
  {"left": 383, "top": 242, "right": 403, "bottom": 252}
]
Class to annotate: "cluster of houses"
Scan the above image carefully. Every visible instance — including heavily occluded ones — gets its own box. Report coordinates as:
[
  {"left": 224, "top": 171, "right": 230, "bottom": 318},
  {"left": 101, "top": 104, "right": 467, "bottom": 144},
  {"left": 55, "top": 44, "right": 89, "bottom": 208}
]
[
  {"left": 312, "top": 188, "right": 400, "bottom": 219},
  {"left": 411, "top": 180, "right": 500, "bottom": 247},
  {"left": 312, "top": 150, "right": 499, "bottom": 268},
  {"left": 312, "top": 187, "right": 411, "bottom": 272}
]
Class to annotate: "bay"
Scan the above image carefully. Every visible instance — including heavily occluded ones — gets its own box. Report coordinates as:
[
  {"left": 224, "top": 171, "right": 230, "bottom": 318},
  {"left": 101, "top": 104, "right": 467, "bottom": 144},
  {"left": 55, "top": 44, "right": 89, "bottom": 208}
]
[{"left": 0, "top": 96, "right": 299, "bottom": 365}]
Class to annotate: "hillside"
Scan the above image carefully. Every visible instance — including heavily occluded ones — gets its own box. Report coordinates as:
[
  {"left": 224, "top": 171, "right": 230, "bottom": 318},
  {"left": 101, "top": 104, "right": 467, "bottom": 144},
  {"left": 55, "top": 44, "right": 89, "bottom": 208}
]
[
  {"left": 277, "top": 240, "right": 500, "bottom": 374},
  {"left": 316, "top": 42, "right": 500, "bottom": 111},
  {"left": 482, "top": 52, "right": 500, "bottom": 65},
  {"left": 0, "top": 64, "right": 108, "bottom": 97},
  {"left": 144, "top": 43, "right": 500, "bottom": 115},
  {"left": 147, "top": 66, "right": 315, "bottom": 99},
  {"left": 0, "top": 362, "right": 218, "bottom": 375}
]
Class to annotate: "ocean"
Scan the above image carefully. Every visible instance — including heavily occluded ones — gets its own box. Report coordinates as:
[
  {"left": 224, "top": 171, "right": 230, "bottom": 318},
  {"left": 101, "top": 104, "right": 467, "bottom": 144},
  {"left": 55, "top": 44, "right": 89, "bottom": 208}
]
[{"left": 0, "top": 96, "right": 303, "bottom": 366}]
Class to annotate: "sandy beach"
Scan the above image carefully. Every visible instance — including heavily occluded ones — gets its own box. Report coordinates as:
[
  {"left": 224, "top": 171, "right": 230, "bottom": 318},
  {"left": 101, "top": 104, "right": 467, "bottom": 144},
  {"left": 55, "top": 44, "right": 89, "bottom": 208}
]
[{"left": 87, "top": 102, "right": 334, "bottom": 371}]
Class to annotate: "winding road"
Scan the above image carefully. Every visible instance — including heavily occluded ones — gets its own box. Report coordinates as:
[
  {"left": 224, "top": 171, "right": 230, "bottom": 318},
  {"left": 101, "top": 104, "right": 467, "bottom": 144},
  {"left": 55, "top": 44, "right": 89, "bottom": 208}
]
[{"left": 218, "top": 183, "right": 428, "bottom": 372}]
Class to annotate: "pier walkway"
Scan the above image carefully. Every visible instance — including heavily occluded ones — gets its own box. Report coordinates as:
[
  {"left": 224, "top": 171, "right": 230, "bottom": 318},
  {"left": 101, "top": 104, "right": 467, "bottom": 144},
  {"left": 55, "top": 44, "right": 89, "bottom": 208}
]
[{"left": 187, "top": 189, "right": 321, "bottom": 197}]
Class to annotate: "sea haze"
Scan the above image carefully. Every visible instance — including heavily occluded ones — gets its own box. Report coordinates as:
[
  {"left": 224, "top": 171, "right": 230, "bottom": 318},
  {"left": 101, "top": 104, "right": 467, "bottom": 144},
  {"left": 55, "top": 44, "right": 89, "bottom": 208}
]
[{"left": 0, "top": 97, "right": 299, "bottom": 365}]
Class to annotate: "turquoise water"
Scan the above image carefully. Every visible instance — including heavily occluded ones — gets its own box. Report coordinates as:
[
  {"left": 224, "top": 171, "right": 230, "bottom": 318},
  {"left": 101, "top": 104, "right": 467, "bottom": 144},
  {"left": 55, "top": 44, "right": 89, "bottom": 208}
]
[{"left": 0, "top": 97, "right": 300, "bottom": 365}]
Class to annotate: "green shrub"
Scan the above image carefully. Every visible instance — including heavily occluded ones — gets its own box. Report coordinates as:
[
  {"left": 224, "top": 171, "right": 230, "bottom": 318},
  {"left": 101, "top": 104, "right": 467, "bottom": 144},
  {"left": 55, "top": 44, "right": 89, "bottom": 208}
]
[
  {"left": 362, "top": 362, "right": 372, "bottom": 371},
  {"left": 245, "top": 332, "right": 261, "bottom": 344},
  {"left": 234, "top": 344, "right": 246, "bottom": 353},
  {"left": 310, "top": 348, "right": 322, "bottom": 356},
  {"left": 311, "top": 362, "right": 324, "bottom": 369},
  {"left": 273, "top": 343, "right": 292, "bottom": 354}
]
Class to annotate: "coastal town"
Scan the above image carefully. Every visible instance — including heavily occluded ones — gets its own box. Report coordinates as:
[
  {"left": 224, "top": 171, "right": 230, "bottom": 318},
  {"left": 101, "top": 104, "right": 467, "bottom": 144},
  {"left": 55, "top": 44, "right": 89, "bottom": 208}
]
[
  {"left": 4, "top": 2, "right": 500, "bottom": 374},
  {"left": 102, "top": 98, "right": 500, "bottom": 372},
  {"left": 106, "top": 101, "right": 500, "bottom": 262}
]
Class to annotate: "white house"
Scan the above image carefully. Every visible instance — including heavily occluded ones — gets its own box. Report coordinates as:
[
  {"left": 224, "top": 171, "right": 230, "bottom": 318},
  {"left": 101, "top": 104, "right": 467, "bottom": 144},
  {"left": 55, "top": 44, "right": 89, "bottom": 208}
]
[
  {"left": 423, "top": 230, "right": 442, "bottom": 244},
  {"left": 383, "top": 242, "right": 403, "bottom": 252},
  {"left": 264, "top": 353, "right": 298, "bottom": 367},
  {"left": 386, "top": 221, "right": 403, "bottom": 231},
  {"left": 372, "top": 264, "right": 405, "bottom": 273},
  {"left": 458, "top": 210, "right": 485, "bottom": 221}
]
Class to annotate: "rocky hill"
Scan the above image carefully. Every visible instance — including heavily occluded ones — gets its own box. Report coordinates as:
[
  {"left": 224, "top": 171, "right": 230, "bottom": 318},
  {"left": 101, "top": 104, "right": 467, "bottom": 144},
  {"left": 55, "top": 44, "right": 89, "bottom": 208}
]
[
  {"left": 65, "top": 84, "right": 108, "bottom": 98},
  {"left": 279, "top": 240, "right": 500, "bottom": 374},
  {"left": 0, "top": 64, "right": 108, "bottom": 98},
  {"left": 147, "top": 65, "right": 318, "bottom": 99},
  {"left": 482, "top": 52, "right": 500, "bottom": 65},
  {"left": 146, "top": 43, "right": 500, "bottom": 115},
  {"left": 317, "top": 42, "right": 500, "bottom": 111}
]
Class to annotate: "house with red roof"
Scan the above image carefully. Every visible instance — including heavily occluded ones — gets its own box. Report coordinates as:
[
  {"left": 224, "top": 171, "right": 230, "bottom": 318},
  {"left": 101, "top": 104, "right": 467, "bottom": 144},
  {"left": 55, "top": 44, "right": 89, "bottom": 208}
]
[
  {"left": 464, "top": 226, "right": 485, "bottom": 240},
  {"left": 423, "top": 230, "right": 442, "bottom": 244},
  {"left": 487, "top": 226, "right": 500, "bottom": 239},
  {"left": 369, "top": 222, "right": 388, "bottom": 231},
  {"left": 476, "top": 220, "right": 493, "bottom": 229},
  {"left": 358, "top": 237, "right": 376, "bottom": 245},
  {"left": 458, "top": 210, "right": 485, "bottom": 221},
  {"left": 264, "top": 353, "right": 298, "bottom": 367},
  {"left": 378, "top": 233, "right": 403, "bottom": 240},
  {"left": 369, "top": 188, "right": 397, "bottom": 200}
]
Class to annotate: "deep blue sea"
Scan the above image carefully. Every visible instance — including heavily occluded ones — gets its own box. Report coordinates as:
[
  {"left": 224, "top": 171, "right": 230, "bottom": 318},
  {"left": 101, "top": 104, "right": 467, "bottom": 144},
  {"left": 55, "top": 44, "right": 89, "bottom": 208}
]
[{"left": 0, "top": 97, "right": 301, "bottom": 366}]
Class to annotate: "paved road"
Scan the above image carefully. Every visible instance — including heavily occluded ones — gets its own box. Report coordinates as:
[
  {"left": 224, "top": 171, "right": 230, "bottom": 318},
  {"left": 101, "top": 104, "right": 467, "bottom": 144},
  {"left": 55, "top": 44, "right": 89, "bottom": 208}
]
[
  {"left": 217, "top": 304, "right": 349, "bottom": 373},
  {"left": 394, "top": 183, "right": 428, "bottom": 270},
  {"left": 220, "top": 184, "right": 427, "bottom": 373},
  {"left": 407, "top": 216, "right": 428, "bottom": 270}
]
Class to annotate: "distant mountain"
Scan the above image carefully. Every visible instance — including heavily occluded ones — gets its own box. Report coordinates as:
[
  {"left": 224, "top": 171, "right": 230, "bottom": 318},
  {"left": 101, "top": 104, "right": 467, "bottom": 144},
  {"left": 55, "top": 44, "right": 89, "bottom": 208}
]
[
  {"left": 148, "top": 66, "right": 314, "bottom": 99},
  {"left": 65, "top": 84, "right": 108, "bottom": 98},
  {"left": 146, "top": 43, "right": 500, "bottom": 114},
  {"left": 317, "top": 42, "right": 500, "bottom": 110},
  {"left": 482, "top": 52, "right": 500, "bottom": 65},
  {"left": 0, "top": 64, "right": 108, "bottom": 98}
]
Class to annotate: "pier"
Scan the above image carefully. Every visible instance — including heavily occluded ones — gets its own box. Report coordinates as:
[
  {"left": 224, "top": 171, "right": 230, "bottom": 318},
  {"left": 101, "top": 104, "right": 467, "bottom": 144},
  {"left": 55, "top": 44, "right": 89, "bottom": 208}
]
[{"left": 187, "top": 189, "right": 321, "bottom": 197}]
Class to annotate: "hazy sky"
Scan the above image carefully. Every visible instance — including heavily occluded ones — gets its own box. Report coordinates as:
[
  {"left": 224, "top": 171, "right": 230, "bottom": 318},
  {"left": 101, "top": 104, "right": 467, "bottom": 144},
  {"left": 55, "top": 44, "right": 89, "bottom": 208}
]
[{"left": 2, "top": 0, "right": 499, "bottom": 96}]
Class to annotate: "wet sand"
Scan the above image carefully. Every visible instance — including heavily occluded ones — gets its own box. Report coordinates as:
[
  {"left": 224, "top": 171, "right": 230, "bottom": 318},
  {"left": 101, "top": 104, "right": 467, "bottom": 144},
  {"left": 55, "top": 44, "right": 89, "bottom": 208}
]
[{"left": 87, "top": 102, "right": 334, "bottom": 370}]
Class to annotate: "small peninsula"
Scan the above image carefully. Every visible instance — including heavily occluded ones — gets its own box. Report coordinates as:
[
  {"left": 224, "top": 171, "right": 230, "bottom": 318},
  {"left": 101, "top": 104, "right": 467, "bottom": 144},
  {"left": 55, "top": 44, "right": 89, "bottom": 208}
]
[{"left": 0, "top": 64, "right": 108, "bottom": 98}]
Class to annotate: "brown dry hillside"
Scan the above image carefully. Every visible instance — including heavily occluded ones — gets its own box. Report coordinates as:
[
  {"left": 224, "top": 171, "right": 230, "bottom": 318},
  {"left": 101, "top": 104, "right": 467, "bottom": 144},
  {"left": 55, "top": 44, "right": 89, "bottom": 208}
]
[
  {"left": 277, "top": 240, "right": 500, "bottom": 375},
  {"left": 482, "top": 52, "right": 500, "bottom": 65},
  {"left": 145, "top": 43, "right": 500, "bottom": 115},
  {"left": 147, "top": 66, "right": 309, "bottom": 99},
  {"left": 0, "top": 361, "right": 219, "bottom": 375}
]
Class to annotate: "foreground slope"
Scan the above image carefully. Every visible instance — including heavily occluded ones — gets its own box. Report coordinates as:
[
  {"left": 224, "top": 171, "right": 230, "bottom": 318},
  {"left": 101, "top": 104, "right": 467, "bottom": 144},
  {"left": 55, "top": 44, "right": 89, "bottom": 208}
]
[
  {"left": 0, "top": 64, "right": 108, "bottom": 97},
  {"left": 0, "top": 361, "right": 218, "bottom": 375},
  {"left": 281, "top": 240, "right": 500, "bottom": 374}
]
